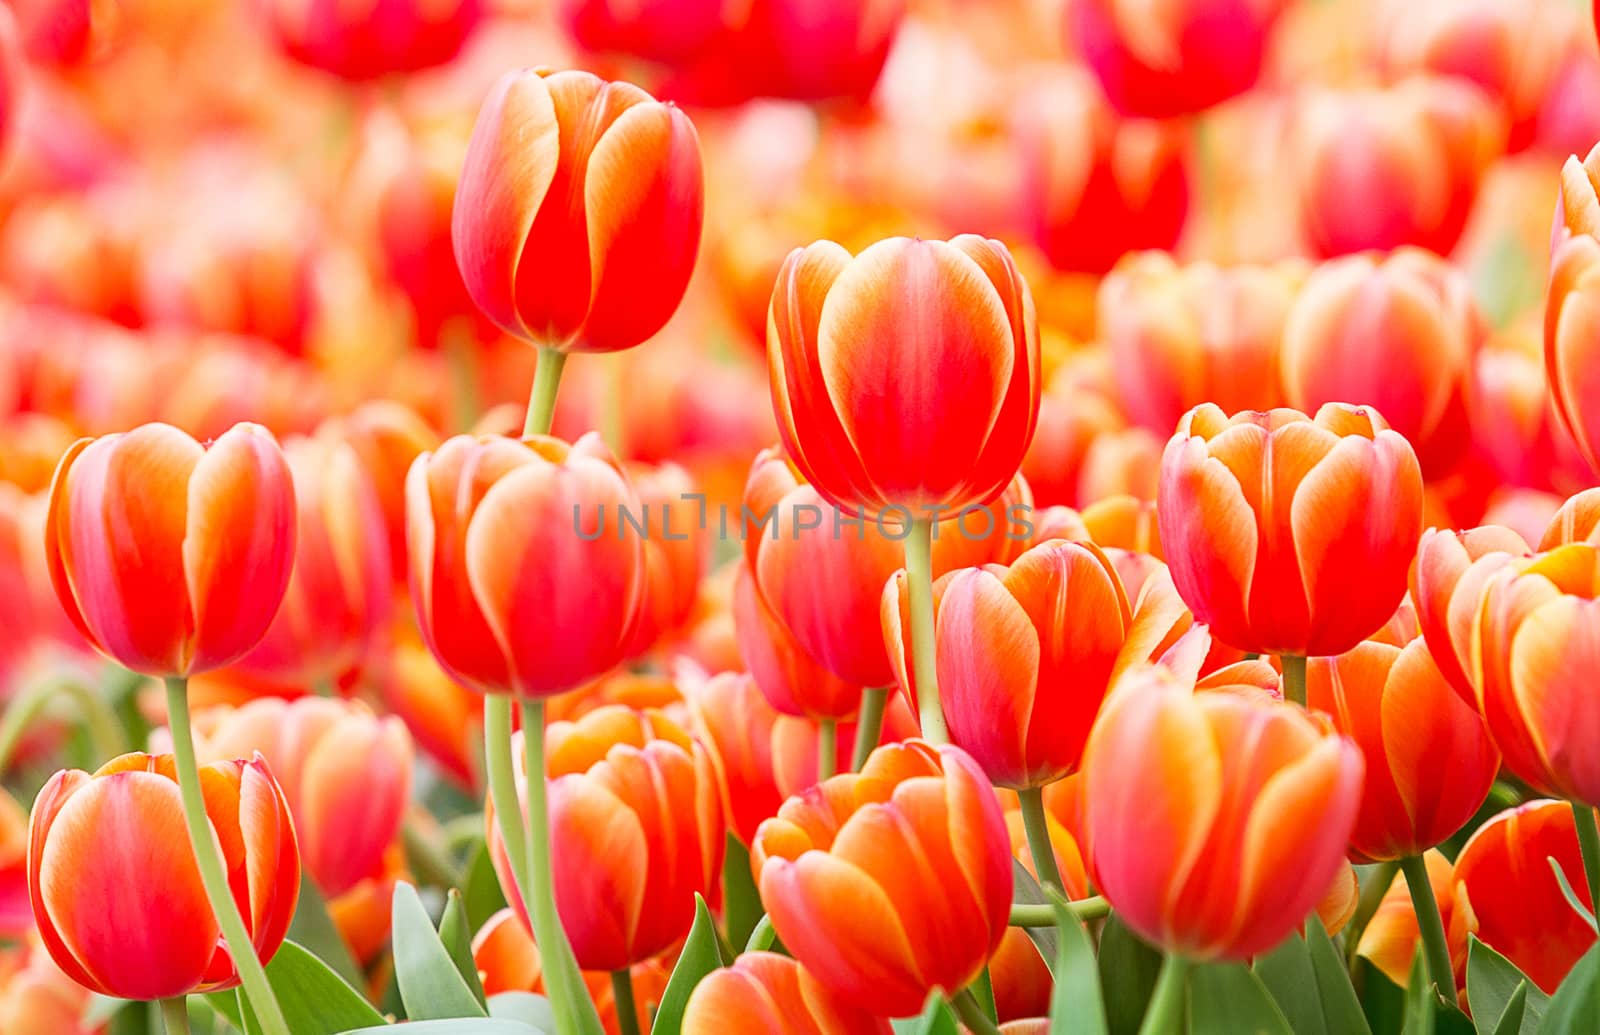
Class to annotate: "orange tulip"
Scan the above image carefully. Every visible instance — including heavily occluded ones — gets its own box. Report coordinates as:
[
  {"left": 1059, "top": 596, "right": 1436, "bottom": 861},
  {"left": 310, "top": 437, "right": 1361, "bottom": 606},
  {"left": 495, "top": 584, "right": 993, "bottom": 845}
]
[
  {"left": 196, "top": 697, "right": 412, "bottom": 898},
  {"left": 621, "top": 462, "right": 708, "bottom": 660},
  {"left": 28, "top": 753, "right": 299, "bottom": 1001},
  {"left": 1355, "top": 850, "right": 1459, "bottom": 993},
  {"left": 882, "top": 539, "right": 1131, "bottom": 789},
  {"left": 320, "top": 401, "right": 438, "bottom": 586},
  {"left": 682, "top": 952, "right": 891, "bottom": 1035},
  {"left": 1545, "top": 228, "right": 1600, "bottom": 476},
  {"left": 406, "top": 432, "right": 645, "bottom": 698},
  {"left": 1469, "top": 317, "right": 1590, "bottom": 494},
  {"left": 0, "top": 941, "right": 96, "bottom": 1035},
  {"left": 44, "top": 422, "right": 297, "bottom": 678},
  {"left": 1099, "top": 253, "right": 1299, "bottom": 436},
  {"left": 0, "top": 485, "right": 88, "bottom": 684},
  {"left": 1410, "top": 525, "right": 1530, "bottom": 702},
  {"left": 989, "top": 927, "right": 1053, "bottom": 1025},
  {"left": 1305, "top": 614, "right": 1500, "bottom": 861},
  {"left": 452, "top": 69, "right": 703, "bottom": 353},
  {"left": 1449, "top": 800, "right": 1598, "bottom": 993},
  {"left": 486, "top": 707, "right": 722, "bottom": 971},
  {"left": 1020, "top": 366, "right": 1124, "bottom": 508},
  {"left": 1281, "top": 248, "right": 1481, "bottom": 473},
  {"left": 767, "top": 235, "right": 1039, "bottom": 518},
  {"left": 1543, "top": 487, "right": 1600, "bottom": 547},
  {"left": 751, "top": 741, "right": 1012, "bottom": 1017},
  {"left": 383, "top": 632, "right": 481, "bottom": 790},
  {"left": 1157, "top": 404, "right": 1424, "bottom": 657},
  {"left": 1082, "top": 667, "right": 1363, "bottom": 960},
  {"left": 732, "top": 561, "right": 861, "bottom": 719},
  {"left": 1077, "top": 427, "right": 1162, "bottom": 505},
  {"left": 266, "top": 0, "right": 482, "bottom": 80}
]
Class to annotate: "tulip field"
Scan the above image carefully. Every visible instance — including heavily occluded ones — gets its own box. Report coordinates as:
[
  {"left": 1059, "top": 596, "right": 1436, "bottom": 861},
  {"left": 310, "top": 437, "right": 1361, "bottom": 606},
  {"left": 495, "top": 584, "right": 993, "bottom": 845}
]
[{"left": 8, "top": 0, "right": 1600, "bottom": 1033}]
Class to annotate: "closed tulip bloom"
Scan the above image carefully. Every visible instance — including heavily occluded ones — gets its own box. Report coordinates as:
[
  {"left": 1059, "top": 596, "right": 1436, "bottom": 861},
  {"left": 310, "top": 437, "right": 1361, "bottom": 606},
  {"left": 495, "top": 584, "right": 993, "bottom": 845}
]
[
  {"left": 733, "top": 562, "right": 861, "bottom": 719},
  {"left": 1409, "top": 525, "right": 1530, "bottom": 702},
  {"left": 751, "top": 741, "right": 1012, "bottom": 1017},
  {"left": 561, "top": 0, "right": 724, "bottom": 63},
  {"left": 1469, "top": 318, "right": 1590, "bottom": 493},
  {"left": 622, "top": 462, "right": 708, "bottom": 660},
  {"left": 1542, "top": 487, "right": 1600, "bottom": 547},
  {"left": 452, "top": 69, "right": 703, "bottom": 353},
  {"left": 1449, "top": 800, "right": 1598, "bottom": 993},
  {"left": 1545, "top": 231, "right": 1600, "bottom": 474},
  {"left": 45, "top": 422, "right": 297, "bottom": 678},
  {"left": 1281, "top": 248, "right": 1482, "bottom": 473},
  {"left": 1157, "top": 404, "right": 1424, "bottom": 657},
  {"left": 1100, "top": 253, "right": 1301, "bottom": 435},
  {"left": 989, "top": 926, "right": 1053, "bottom": 1024},
  {"left": 767, "top": 235, "right": 1039, "bottom": 518},
  {"left": 321, "top": 401, "right": 438, "bottom": 585},
  {"left": 682, "top": 952, "right": 890, "bottom": 1035},
  {"left": 1559, "top": 141, "right": 1600, "bottom": 241},
  {"left": 383, "top": 633, "right": 481, "bottom": 790},
  {"left": 487, "top": 707, "right": 723, "bottom": 971},
  {"left": 28, "top": 753, "right": 298, "bottom": 1001},
  {"left": 197, "top": 697, "right": 412, "bottom": 898},
  {"left": 267, "top": 0, "right": 483, "bottom": 80},
  {"left": 1306, "top": 620, "right": 1499, "bottom": 861},
  {"left": 1020, "top": 370, "right": 1124, "bottom": 507},
  {"left": 1082, "top": 668, "right": 1364, "bottom": 960},
  {"left": 407, "top": 432, "right": 645, "bottom": 697}
]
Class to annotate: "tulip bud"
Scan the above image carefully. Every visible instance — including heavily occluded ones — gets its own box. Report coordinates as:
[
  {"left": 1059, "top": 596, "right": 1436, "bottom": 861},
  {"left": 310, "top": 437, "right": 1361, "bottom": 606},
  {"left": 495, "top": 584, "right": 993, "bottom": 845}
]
[
  {"left": 733, "top": 561, "right": 862, "bottom": 720},
  {"left": 320, "top": 401, "right": 438, "bottom": 585},
  {"left": 28, "top": 753, "right": 299, "bottom": 1000},
  {"left": 682, "top": 952, "right": 890, "bottom": 1034},
  {"left": 266, "top": 0, "right": 483, "bottom": 81},
  {"left": 1545, "top": 231, "right": 1600, "bottom": 475},
  {"left": 621, "top": 462, "right": 708, "bottom": 660}
]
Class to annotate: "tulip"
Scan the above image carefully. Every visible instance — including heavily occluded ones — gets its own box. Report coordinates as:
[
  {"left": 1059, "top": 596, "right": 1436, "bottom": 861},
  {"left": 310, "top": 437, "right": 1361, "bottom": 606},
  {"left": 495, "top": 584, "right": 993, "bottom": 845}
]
[
  {"left": 1013, "top": 70, "right": 1189, "bottom": 275},
  {"left": 320, "top": 401, "right": 438, "bottom": 585},
  {"left": 1559, "top": 141, "right": 1600, "bottom": 241},
  {"left": 0, "top": 790, "right": 25, "bottom": 940},
  {"left": 44, "top": 422, "right": 297, "bottom": 678},
  {"left": 1409, "top": 525, "right": 1530, "bottom": 702},
  {"left": 1077, "top": 427, "right": 1162, "bottom": 505},
  {"left": 751, "top": 741, "right": 1012, "bottom": 1018},
  {"left": 1545, "top": 230, "right": 1600, "bottom": 475},
  {"left": 989, "top": 927, "right": 1053, "bottom": 1025},
  {"left": 28, "top": 752, "right": 298, "bottom": 1001},
  {"left": 1542, "top": 487, "right": 1600, "bottom": 547},
  {"left": 1469, "top": 317, "right": 1590, "bottom": 494},
  {"left": 560, "top": 0, "right": 725, "bottom": 64},
  {"left": 383, "top": 632, "right": 481, "bottom": 790},
  {"left": 0, "top": 942, "right": 96, "bottom": 1034},
  {"left": 682, "top": 952, "right": 891, "bottom": 1034},
  {"left": 196, "top": 697, "right": 412, "bottom": 898},
  {"left": 621, "top": 462, "right": 708, "bottom": 661},
  {"left": 1066, "top": 0, "right": 1287, "bottom": 118},
  {"left": 1281, "top": 248, "right": 1481, "bottom": 474},
  {"left": 1354, "top": 850, "right": 1459, "bottom": 993},
  {"left": 1099, "top": 252, "right": 1301, "bottom": 435},
  {"left": 452, "top": 69, "right": 703, "bottom": 359},
  {"left": 1082, "top": 667, "right": 1363, "bottom": 961},
  {"left": 486, "top": 707, "right": 723, "bottom": 972},
  {"left": 1157, "top": 404, "right": 1424, "bottom": 668},
  {"left": 0, "top": 485, "right": 88, "bottom": 685},
  {"left": 266, "top": 0, "right": 483, "bottom": 80},
  {"left": 1294, "top": 77, "right": 1502, "bottom": 258},
  {"left": 1020, "top": 368, "right": 1124, "bottom": 508},
  {"left": 732, "top": 561, "right": 861, "bottom": 721}
]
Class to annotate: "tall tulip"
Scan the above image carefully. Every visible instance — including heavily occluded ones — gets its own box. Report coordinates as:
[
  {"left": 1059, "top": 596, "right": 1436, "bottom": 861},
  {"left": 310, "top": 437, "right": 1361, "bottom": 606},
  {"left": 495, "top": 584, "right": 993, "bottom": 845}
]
[
  {"left": 751, "top": 741, "right": 1011, "bottom": 1019},
  {"left": 682, "top": 953, "right": 891, "bottom": 1035}
]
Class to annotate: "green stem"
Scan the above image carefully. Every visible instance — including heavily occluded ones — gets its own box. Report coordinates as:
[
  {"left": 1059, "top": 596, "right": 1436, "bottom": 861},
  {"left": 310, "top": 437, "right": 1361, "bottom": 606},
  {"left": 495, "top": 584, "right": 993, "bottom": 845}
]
[
  {"left": 160, "top": 997, "right": 190, "bottom": 1035},
  {"left": 400, "top": 815, "right": 461, "bottom": 890},
  {"left": 524, "top": 347, "right": 568, "bottom": 437},
  {"left": 164, "top": 679, "right": 289, "bottom": 1035},
  {"left": 520, "top": 696, "right": 604, "bottom": 1035},
  {"left": 485, "top": 694, "right": 531, "bottom": 898},
  {"left": 610, "top": 969, "right": 640, "bottom": 1035},
  {"left": 1137, "top": 954, "right": 1190, "bottom": 1035},
  {"left": 1571, "top": 803, "right": 1600, "bottom": 924},
  {"left": 0, "top": 671, "right": 126, "bottom": 773},
  {"left": 1343, "top": 860, "right": 1399, "bottom": 964},
  {"left": 1280, "top": 654, "right": 1307, "bottom": 708},
  {"left": 817, "top": 718, "right": 837, "bottom": 781},
  {"left": 1018, "top": 786, "right": 1064, "bottom": 893},
  {"left": 1399, "top": 854, "right": 1455, "bottom": 1001},
  {"left": 950, "top": 988, "right": 1002, "bottom": 1035},
  {"left": 904, "top": 519, "right": 947, "bottom": 744},
  {"left": 1009, "top": 897, "right": 1109, "bottom": 926},
  {"left": 850, "top": 686, "right": 888, "bottom": 771}
]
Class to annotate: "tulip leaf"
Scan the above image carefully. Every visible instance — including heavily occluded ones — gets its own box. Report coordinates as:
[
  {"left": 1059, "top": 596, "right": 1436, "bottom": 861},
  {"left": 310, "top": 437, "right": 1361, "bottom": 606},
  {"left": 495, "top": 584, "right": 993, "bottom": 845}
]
[
  {"left": 889, "top": 992, "right": 959, "bottom": 1035},
  {"left": 722, "top": 833, "right": 763, "bottom": 952},
  {"left": 1306, "top": 916, "right": 1374, "bottom": 1035},
  {"left": 1012, "top": 858, "right": 1060, "bottom": 971},
  {"left": 461, "top": 838, "right": 509, "bottom": 932},
  {"left": 393, "top": 881, "right": 489, "bottom": 1020},
  {"left": 337, "top": 1022, "right": 549, "bottom": 1033},
  {"left": 1540, "top": 945, "right": 1600, "bottom": 1035},
  {"left": 1098, "top": 915, "right": 1163, "bottom": 1035},
  {"left": 249, "top": 939, "right": 387, "bottom": 1034},
  {"left": 1255, "top": 933, "right": 1327, "bottom": 1035},
  {"left": 652, "top": 893, "right": 725, "bottom": 1035},
  {"left": 287, "top": 871, "right": 365, "bottom": 989},
  {"left": 1049, "top": 890, "right": 1107, "bottom": 1035},
  {"left": 438, "top": 888, "right": 489, "bottom": 1010},
  {"left": 488, "top": 992, "right": 557, "bottom": 1029},
  {"left": 1187, "top": 961, "right": 1293, "bottom": 1035},
  {"left": 1466, "top": 936, "right": 1548, "bottom": 1034},
  {"left": 1547, "top": 857, "right": 1599, "bottom": 932},
  {"left": 744, "top": 913, "right": 786, "bottom": 955},
  {"left": 1488, "top": 982, "right": 1528, "bottom": 1035}
]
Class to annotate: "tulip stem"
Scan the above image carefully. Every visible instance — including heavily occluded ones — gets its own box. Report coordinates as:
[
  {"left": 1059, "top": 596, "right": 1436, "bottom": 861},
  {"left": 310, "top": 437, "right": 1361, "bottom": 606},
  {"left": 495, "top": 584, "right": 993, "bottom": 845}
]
[
  {"left": 904, "top": 519, "right": 948, "bottom": 744},
  {"left": 817, "top": 718, "right": 837, "bottom": 781},
  {"left": 485, "top": 694, "right": 531, "bottom": 893},
  {"left": 1399, "top": 854, "right": 1454, "bottom": 1002},
  {"left": 1343, "top": 860, "right": 1399, "bottom": 964},
  {"left": 519, "top": 695, "right": 605, "bottom": 1035},
  {"left": 0, "top": 669, "right": 126, "bottom": 774},
  {"left": 1137, "top": 954, "right": 1189, "bottom": 1035},
  {"left": 610, "top": 969, "right": 640, "bottom": 1035},
  {"left": 1572, "top": 803, "right": 1600, "bottom": 924},
  {"left": 160, "top": 997, "right": 190, "bottom": 1035},
  {"left": 1280, "top": 654, "right": 1307, "bottom": 708},
  {"left": 1017, "top": 786, "right": 1065, "bottom": 893},
  {"left": 850, "top": 687, "right": 887, "bottom": 771},
  {"left": 164, "top": 678, "right": 290, "bottom": 1035},
  {"left": 525, "top": 347, "right": 568, "bottom": 437},
  {"left": 1009, "top": 897, "right": 1109, "bottom": 926},
  {"left": 950, "top": 988, "right": 1002, "bottom": 1035}
]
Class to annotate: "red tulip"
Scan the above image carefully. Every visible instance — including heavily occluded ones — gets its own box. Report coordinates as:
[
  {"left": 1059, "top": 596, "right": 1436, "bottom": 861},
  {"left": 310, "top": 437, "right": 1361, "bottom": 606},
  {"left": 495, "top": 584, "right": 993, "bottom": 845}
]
[
  {"left": 621, "top": 462, "right": 708, "bottom": 660},
  {"left": 560, "top": 0, "right": 725, "bottom": 63},
  {"left": 383, "top": 632, "right": 481, "bottom": 790},
  {"left": 1545, "top": 229, "right": 1600, "bottom": 476},
  {"left": 1410, "top": 525, "right": 1531, "bottom": 702},
  {"left": 320, "top": 401, "right": 438, "bottom": 585},
  {"left": 266, "top": 0, "right": 483, "bottom": 80},
  {"left": 682, "top": 952, "right": 891, "bottom": 1034},
  {"left": 732, "top": 561, "right": 860, "bottom": 719}
]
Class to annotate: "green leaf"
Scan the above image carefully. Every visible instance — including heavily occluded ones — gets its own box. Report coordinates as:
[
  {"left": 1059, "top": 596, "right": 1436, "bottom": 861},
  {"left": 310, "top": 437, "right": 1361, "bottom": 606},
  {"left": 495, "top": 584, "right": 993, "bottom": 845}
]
[
  {"left": 1467, "top": 936, "right": 1548, "bottom": 1034},
  {"left": 722, "top": 833, "right": 763, "bottom": 952},
  {"left": 1255, "top": 934, "right": 1326, "bottom": 1035},
  {"left": 1188, "top": 961, "right": 1294, "bottom": 1035},
  {"left": 1307, "top": 916, "right": 1374, "bottom": 1035},
  {"left": 1356, "top": 957, "right": 1408, "bottom": 1035},
  {"left": 488, "top": 992, "right": 556, "bottom": 1030},
  {"left": 1547, "top": 857, "right": 1599, "bottom": 932},
  {"left": 1488, "top": 982, "right": 1528, "bottom": 1035},
  {"left": 1050, "top": 890, "right": 1107, "bottom": 1035},
  {"left": 288, "top": 872, "right": 365, "bottom": 989},
  {"left": 889, "top": 991, "right": 959, "bottom": 1035},
  {"left": 105, "top": 1001, "right": 154, "bottom": 1035},
  {"left": 1012, "top": 858, "right": 1060, "bottom": 970},
  {"left": 460, "top": 837, "right": 509, "bottom": 932},
  {"left": 202, "top": 991, "right": 244, "bottom": 1033},
  {"left": 393, "top": 881, "right": 488, "bottom": 1020},
  {"left": 438, "top": 889, "right": 489, "bottom": 1010},
  {"left": 261, "top": 940, "right": 386, "bottom": 1034},
  {"left": 1099, "top": 915, "right": 1164, "bottom": 1035},
  {"left": 1403, "top": 951, "right": 1436, "bottom": 1035},
  {"left": 338, "top": 1021, "right": 547, "bottom": 1034},
  {"left": 1540, "top": 945, "right": 1600, "bottom": 1035},
  {"left": 652, "top": 894, "right": 725, "bottom": 1035},
  {"left": 744, "top": 914, "right": 784, "bottom": 955}
]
